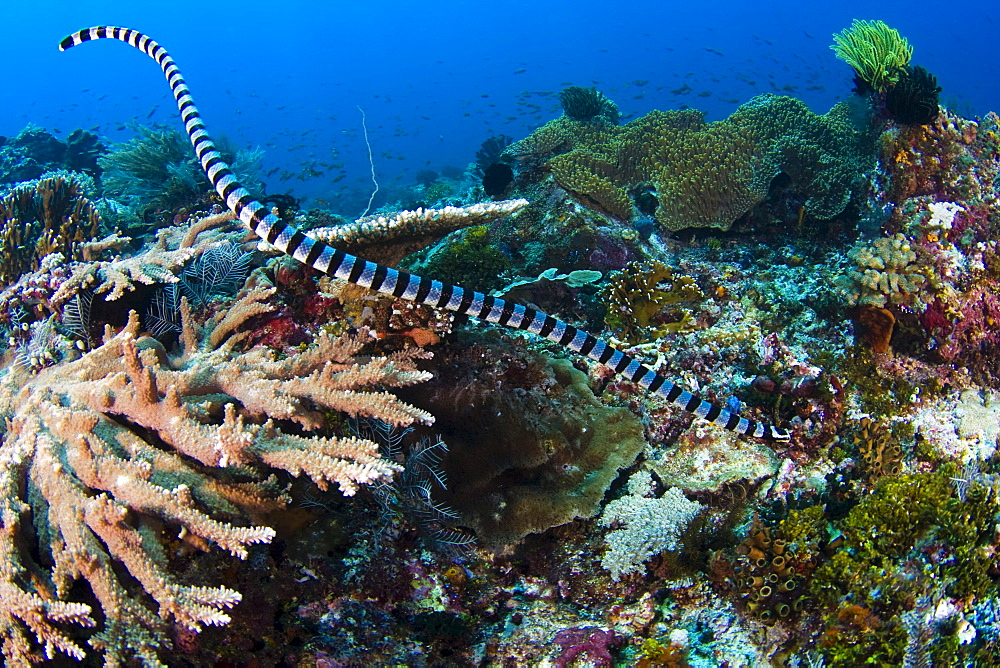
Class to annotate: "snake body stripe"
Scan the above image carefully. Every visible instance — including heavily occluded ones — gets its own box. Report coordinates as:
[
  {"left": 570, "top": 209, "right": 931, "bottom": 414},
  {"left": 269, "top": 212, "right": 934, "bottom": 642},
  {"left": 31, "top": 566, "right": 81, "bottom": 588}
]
[{"left": 60, "top": 26, "right": 789, "bottom": 440}]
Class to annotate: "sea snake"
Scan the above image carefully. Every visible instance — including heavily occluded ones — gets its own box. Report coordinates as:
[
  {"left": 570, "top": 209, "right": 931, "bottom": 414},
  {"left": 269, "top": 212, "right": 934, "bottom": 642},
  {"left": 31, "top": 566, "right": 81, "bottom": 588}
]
[{"left": 59, "top": 26, "right": 789, "bottom": 441}]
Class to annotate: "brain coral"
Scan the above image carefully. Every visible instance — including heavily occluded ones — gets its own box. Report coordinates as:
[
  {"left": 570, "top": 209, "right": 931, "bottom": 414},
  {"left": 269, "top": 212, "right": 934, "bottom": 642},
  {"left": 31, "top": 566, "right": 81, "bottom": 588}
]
[{"left": 507, "top": 94, "right": 873, "bottom": 232}]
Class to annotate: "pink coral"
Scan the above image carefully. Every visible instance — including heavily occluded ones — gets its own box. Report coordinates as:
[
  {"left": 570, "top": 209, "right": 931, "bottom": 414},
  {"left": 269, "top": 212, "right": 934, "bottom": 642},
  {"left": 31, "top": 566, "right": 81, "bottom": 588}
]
[{"left": 552, "top": 626, "right": 619, "bottom": 667}]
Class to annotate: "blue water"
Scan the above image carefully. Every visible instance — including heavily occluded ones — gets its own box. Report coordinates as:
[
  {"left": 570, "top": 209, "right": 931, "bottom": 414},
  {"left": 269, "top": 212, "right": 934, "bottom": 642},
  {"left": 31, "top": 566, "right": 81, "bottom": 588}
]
[{"left": 2, "top": 0, "right": 996, "bottom": 215}]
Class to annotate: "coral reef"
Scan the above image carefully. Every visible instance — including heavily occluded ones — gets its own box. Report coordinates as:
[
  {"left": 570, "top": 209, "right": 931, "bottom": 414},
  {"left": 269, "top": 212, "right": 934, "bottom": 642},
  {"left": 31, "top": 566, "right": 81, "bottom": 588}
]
[
  {"left": 729, "top": 517, "right": 817, "bottom": 626},
  {"left": 6, "top": 20, "right": 1000, "bottom": 666},
  {"left": 811, "top": 467, "right": 999, "bottom": 664},
  {"left": 0, "top": 125, "right": 104, "bottom": 183}
]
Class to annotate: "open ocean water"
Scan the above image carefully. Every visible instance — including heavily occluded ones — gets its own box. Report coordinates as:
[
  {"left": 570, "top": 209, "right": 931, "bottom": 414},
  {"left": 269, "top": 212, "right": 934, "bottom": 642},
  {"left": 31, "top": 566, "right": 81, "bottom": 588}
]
[{"left": 2, "top": 0, "right": 996, "bottom": 215}]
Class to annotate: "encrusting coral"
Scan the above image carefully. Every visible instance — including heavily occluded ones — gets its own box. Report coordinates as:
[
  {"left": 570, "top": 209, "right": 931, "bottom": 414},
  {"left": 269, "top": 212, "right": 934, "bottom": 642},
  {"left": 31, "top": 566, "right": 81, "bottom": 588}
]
[{"left": 0, "top": 224, "right": 435, "bottom": 663}]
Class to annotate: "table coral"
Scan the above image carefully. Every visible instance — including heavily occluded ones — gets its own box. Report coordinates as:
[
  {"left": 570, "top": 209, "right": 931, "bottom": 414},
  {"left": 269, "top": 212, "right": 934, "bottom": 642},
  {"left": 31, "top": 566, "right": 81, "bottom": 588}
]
[{"left": 300, "top": 198, "right": 528, "bottom": 268}]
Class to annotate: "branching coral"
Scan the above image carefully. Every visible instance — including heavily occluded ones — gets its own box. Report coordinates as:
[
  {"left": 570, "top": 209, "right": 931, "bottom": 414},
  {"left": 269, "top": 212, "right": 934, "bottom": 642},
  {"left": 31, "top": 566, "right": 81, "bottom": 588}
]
[
  {"left": 601, "top": 260, "right": 703, "bottom": 344},
  {"left": 0, "top": 252, "right": 435, "bottom": 663},
  {"left": 831, "top": 19, "right": 913, "bottom": 92}
]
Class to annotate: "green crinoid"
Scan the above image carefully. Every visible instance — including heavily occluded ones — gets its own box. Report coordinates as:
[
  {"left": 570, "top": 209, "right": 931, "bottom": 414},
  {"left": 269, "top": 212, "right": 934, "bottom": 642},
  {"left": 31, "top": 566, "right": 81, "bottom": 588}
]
[{"left": 831, "top": 19, "right": 913, "bottom": 92}]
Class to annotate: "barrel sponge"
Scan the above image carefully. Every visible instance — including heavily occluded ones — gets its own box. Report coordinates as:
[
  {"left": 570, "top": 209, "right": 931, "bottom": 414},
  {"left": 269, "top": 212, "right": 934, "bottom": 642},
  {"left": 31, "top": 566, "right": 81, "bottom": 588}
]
[{"left": 549, "top": 150, "right": 633, "bottom": 221}]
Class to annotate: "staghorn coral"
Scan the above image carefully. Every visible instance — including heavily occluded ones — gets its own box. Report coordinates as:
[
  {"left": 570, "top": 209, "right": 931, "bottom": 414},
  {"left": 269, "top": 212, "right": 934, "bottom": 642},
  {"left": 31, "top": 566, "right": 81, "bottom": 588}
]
[
  {"left": 0, "top": 211, "right": 238, "bottom": 334},
  {"left": 0, "top": 249, "right": 436, "bottom": 663},
  {"left": 830, "top": 19, "right": 913, "bottom": 92}
]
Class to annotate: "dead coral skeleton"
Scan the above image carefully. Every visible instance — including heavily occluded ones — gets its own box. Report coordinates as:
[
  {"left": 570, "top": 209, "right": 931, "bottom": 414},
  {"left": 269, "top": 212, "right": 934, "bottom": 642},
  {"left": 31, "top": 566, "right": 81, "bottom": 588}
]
[{"left": 0, "top": 253, "right": 433, "bottom": 664}]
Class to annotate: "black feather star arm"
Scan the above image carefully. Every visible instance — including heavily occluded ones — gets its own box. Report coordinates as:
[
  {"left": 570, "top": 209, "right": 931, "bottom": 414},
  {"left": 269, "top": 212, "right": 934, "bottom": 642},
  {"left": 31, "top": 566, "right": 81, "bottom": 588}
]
[
  {"left": 886, "top": 65, "right": 941, "bottom": 126},
  {"left": 59, "top": 26, "right": 789, "bottom": 441}
]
